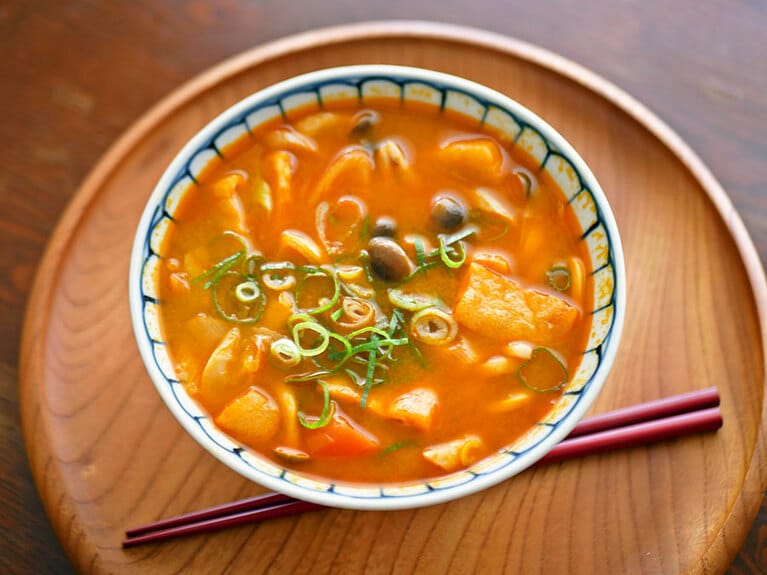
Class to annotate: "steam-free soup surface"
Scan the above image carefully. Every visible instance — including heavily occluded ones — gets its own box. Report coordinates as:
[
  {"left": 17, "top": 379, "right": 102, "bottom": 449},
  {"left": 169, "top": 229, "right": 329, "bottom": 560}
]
[{"left": 159, "top": 101, "right": 592, "bottom": 484}]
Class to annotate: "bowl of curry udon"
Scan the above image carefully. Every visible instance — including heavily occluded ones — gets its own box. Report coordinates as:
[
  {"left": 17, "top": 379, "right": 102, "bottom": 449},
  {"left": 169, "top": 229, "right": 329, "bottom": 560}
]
[{"left": 130, "top": 65, "right": 625, "bottom": 510}]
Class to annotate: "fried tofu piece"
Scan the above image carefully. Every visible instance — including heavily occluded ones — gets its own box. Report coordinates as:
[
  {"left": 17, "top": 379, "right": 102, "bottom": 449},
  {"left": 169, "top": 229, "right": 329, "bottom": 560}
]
[
  {"left": 453, "top": 263, "right": 578, "bottom": 344},
  {"left": 215, "top": 387, "right": 281, "bottom": 446}
]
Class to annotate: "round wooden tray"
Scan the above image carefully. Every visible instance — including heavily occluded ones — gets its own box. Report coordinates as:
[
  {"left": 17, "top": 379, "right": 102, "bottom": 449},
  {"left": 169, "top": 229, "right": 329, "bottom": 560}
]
[{"left": 19, "top": 21, "right": 767, "bottom": 574}]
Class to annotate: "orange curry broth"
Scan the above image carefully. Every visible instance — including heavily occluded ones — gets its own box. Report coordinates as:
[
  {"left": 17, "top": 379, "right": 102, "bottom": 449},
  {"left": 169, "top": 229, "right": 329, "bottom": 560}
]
[{"left": 158, "top": 99, "right": 593, "bottom": 485}]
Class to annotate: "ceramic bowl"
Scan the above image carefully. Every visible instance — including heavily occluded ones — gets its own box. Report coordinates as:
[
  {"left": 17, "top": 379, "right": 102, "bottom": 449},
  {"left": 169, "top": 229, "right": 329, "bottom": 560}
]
[{"left": 129, "top": 65, "right": 626, "bottom": 510}]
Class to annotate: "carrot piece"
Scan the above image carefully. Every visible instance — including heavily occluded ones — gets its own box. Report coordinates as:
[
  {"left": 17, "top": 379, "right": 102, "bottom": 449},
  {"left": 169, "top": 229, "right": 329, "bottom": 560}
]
[{"left": 304, "top": 411, "right": 379, "bottom": 457}]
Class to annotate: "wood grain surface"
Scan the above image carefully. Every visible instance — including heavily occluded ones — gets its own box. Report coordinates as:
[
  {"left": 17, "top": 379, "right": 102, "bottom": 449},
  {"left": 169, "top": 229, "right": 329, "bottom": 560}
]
[{"left": 2, "top": 3, "right": 767, "bottom": 575}]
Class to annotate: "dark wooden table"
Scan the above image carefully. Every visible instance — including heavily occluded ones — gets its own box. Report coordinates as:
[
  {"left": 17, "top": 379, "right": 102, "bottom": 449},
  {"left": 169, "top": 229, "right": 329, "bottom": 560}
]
[{"left": 1, "top": 2, "right": 764, "bottom": 573}]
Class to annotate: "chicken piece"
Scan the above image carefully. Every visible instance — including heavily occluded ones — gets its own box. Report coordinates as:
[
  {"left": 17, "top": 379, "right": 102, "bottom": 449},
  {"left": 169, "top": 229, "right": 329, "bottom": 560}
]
[
  {"left": 215, "top": 387, "right": 281, "bottom": 446},
  {"left": 387, "top": 388, "right": 439, "bottom": 432},
  {"left": 454, "top": 263, "right": 578, "bottom": 344}
]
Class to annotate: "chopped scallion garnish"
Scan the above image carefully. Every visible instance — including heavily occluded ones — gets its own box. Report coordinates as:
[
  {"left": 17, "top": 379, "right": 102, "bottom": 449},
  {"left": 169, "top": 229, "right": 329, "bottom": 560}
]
[
  {"left": 414, "top": 238, "right": 426, "bottom": 266},
  {"left": 211, "top": 272, "right": 265, "bottom": 324},
  {"left": 292, "top": 321, "right": 331, "bottom": 357},
  {"left": 234, "top": 280, "right": 260, "bottom": 303},
  {"left": 360, "top": 335, "right": 379, "bottom": 409},
  {"left": 269, "top": 338, "right": 302, "bottom": 368},
  {"left": 439, "top": 237, "right": 467, "bottom": 269},
  {"left": 330, "top": 307, "right": 344, "bottom": 321},
  {"left": 193, "top": 250, "right": 245, "bottom": 289},
  {"left": 298, "top": 380, "right": 335, "bottom": 429},
  {"left": 516, "top": 347, "right": 569, "bottom": 392},
  {"left": 546, "top": 265, "right": 571, "bottom": 292}
]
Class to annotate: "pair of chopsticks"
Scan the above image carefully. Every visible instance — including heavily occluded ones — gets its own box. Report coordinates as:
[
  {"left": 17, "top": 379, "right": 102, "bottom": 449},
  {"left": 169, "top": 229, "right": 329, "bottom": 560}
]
[{"left": 123, "top": 387, "right": 722, "bottom": 548}]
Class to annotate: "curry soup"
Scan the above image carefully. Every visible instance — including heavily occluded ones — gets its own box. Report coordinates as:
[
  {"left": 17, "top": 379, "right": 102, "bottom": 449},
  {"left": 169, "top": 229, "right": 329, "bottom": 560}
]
[{"left": 159, "top": 101, "right": 592, "bottom": 484}]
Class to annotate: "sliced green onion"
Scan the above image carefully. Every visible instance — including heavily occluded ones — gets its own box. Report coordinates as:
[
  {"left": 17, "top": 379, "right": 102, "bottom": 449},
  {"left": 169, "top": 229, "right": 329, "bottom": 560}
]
[
  {"left": 388, "top": 288, "right": 440, "bottom": 311},
  {"left": 298, "top": 380, "right": 335, "bottom": 429},
  {"left": 380, "top": 440, "right": 413, "bottom": 455},
  {"left": 406, "top": 337, "right": 427, "bottom": 367},
  {"left": 359, "top": 214, "right": 370, "bottom": 241},
  {"left": 211, "top": 273, "right": 265, "bottom": 324},
  {"left": 414, "top": 238, "right": 426, "bottom": 266},
  {"left": 344, "top": 367, "right": 364, "bottom": 388},
  {"left": 193, "top": 250, "right": 245, "bottom": 289},
  {"left": 270, "top": 338, "right": 302, "bottom": 368},
  {"left": 387, "top": 309, "right": 400, "bottom": 335},
  {"left": 346, "top": 325, "right": 392, "bottom": 341},
  {"left": 292, "top": 321, "right": 330, "bottom": 357},
  {"left": 261, "top": 261, "right": 296, "bottom": 272},
  {"left": 241, "top": 253, "right": 265, "bottom": 277},
  {"left": 262, "top": 271, "right": 296, "bottom": 291},
  {"left": 546, "top": 265, "right": 571, "bottom": 292},
  {"left": 395, "top": 260, "right": 441, "bottom": 286},
  {"left": 295, "top": 267, "right": 340, "bottom": 315},
  {"left": 348, "top": 337, "right": 408, "bottom": 355},
  {"left": 320, "top": 333, "right": 353, "bottom": 371},
  {"left": 358, "top": 250, "right": 376, "bottom": 284},
  {"left": 285, "top": 370, "right": 331, "bottom": 383},
  {"left": 360, "top": 335, "right": 379, "bottom": 409},
  {"left": 287, "top": 312, "right": 315, "bottom": 329},
  {"left": 516, "top": 347, "right": 569, "bottom": 392},
  {"left": 441, "top": 226, "right": 477, "bottom": 246},
  {"left": 330, "top": 307, "right": 344, "bottom": 321},
  {"left": 221, "top": 230, "right": 250, "bottom": 252},
  {"left": 439, "top": 237, "right": 467, "bottom": 269},
  {"left": 234, "top": 280, "right": 260, "bottom": 303}
]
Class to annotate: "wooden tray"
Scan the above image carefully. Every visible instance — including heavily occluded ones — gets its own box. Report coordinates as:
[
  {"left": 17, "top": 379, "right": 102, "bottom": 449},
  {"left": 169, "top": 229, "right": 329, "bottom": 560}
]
[{"left": 19, "top": 21, "right": 767, "bottom": 574}]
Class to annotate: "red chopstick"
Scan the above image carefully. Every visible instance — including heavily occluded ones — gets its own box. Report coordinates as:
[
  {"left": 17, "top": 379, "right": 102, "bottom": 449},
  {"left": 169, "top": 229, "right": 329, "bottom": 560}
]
[
  {"left": 122, "top": 500, "right": 321, "bottom": 548},
  {"left": 123, "top": 387, "right": 721, "bottom": 548},
  {"left": 536, "top": 405, "right": 722, "bottom": 465},
  {"left": 565, "top": 386, "right": 719, "bottom": 438}
]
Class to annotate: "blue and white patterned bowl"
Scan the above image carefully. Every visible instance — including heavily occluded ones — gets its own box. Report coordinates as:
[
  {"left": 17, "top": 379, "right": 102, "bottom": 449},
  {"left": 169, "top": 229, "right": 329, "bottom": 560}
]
[{"left": 129, "top": 65, "right": 626, "bottom": 510}]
